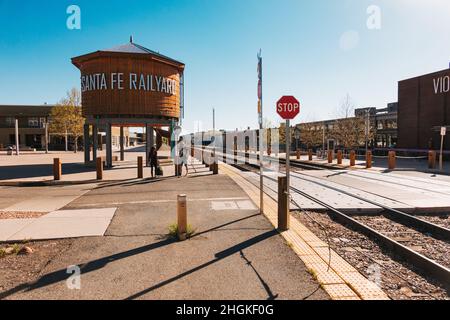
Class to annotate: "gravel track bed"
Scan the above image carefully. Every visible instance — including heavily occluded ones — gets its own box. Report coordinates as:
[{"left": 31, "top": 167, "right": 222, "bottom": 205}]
[
  {"left": 294, "top": 211, "right": 449, "bottom": 300},
  {"left": 0, "top": 211, "right": 47, "bottom": 219},
  {"left": 416, "top": 214, "right": 450, "bottom": 229},
  {"left": 354, "top": 215, "right": 450, "bottom": 269}
]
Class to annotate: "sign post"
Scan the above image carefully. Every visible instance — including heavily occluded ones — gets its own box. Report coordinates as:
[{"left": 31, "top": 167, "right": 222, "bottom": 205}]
[
  {"left": 276, "top": 96, "right": 300, "bottom": 230},
  {"left": 440, "top": 126, "right": 446, "bottom": 171},
  {"left": 257, "top": 51, "right": 264, "bottom": 214}
]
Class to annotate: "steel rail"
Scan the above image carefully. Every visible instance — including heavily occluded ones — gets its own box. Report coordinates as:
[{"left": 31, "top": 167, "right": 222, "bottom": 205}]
[{"left": 215, "top": 150, "right": 450, "bottom": 290}]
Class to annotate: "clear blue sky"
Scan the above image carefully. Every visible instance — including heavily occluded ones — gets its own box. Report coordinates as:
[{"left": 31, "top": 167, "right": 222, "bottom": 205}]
[{"left": 1, "top": 0, "right": 450, "bottom": 133}]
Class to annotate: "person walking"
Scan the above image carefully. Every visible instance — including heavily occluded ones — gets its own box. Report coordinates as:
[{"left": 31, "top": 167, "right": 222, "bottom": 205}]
[
  {"left": 178, "top": 137, "right": 189, "bottom": 177},
  {"left": 149, "top": 146, "right": 158, "bottom": 178}
]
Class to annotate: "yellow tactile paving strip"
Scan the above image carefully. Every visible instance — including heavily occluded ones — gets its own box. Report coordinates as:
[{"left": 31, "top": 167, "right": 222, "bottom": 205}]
[{"left": 220, "top": 163, "right": 389, "bottom": 300}]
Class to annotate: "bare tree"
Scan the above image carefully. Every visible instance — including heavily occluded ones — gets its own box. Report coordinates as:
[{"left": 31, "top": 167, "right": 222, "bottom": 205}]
[
  {"left": 337, "top": 93, "right": 355, "bottom": 119},
  {"left": 49, "top": 88, "right": 84, "bottom": 152},
  {"left": 332, "top": 94, "right": 367, "bottom": 148}
]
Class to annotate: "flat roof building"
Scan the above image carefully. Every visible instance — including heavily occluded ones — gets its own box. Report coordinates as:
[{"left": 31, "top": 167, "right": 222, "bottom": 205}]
[
  {"left": 0, "top": 105, "right": 52, "bottom": 150},
  {"left": 398, "top": 68, "right": 450, "bottom": 150},
  {"left": 0, "top": 104, "right": 130, "bottom": 152}
]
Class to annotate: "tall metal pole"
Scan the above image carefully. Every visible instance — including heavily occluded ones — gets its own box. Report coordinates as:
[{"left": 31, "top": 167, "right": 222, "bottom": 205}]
[
  {"left": 45, "top": 120, "right": 49, "bottom": 154},
  {"left": 440, "top": 132, "right": 445, "bottom": 171},
  {"left": 286, "top": 120, "right": 290, "bottom": 200},
  {"left": 213, "top": 108, "right": 215, "bottom": 134},
  {"left": 65, "top": 128, "right": 68, "bottom": 152},
  {"left": 322, "top": 124, "right": 325, "bottom": 159},
  {"left": 15, "top": 118, "right": 19, "bottom": 156},
  {"left": 258, "top": 51, "right": 264, "bottom": 214},
  {"left": 213, "top": 107, "right": 216, "bottom": 156},
  {"left": 365, "top": 109, "right": 369, "bottom": 155}
]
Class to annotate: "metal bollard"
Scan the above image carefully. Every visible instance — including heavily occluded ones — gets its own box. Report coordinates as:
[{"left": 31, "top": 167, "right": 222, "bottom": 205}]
[
  {"left": 277, "top": 176, "right": 290, "bottom": 231},
  {"left": 137, "top": 156, "right": 143, "bottom": 178},
  {"left": 327, "top": 150, "right": 333, "bottom": 164},
  {"left": 308, "top": 149, "right": 313, "bottom": 161},
  {"left": 177, "top": 194, "right": 187, "bottom": 241},
  {"left": 96, "top": 157, "right": 103, "bottom": 180},
  {"left": 428, "top": 151, "right": 436, "bottom": 169},
  {"left": 191, "top": 147, "right": 194, "bottom": 157},
  {"left": 350, "top": 150, "right": 356, "bottom": 167},
  {"left": 53, "top": 158, "right": 62, "bottom": 181},
  {"left": 366, "top": 151, "right": 372, "bottom": 169},
  {"left": 388, "top": 151, "right": 396, "bottom": 170},
  {"left": 296, "top": 150, "right": 300, "bottom": 160},
  {"left": 337, "top": 150, "right": 343, "bottom": 165}
]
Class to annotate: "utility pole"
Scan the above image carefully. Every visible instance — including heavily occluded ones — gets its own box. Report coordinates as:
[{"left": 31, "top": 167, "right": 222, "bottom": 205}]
[
  {"left": 44, "top": 119, "right": 49, "bottom": 154},
  {"left": 212, "top": 107, "right": 216, "bottom": 155},
  {"left": 15, "top": 118, "right": 19, "bottom": 156},
  {"left": 365, "top": 109, "right": 370, "bottom": 155},
  {"left": 257, "top": 50, "right": 264, "bottom": 215},
  {"left": 322, "top": 124, "right": 325, "bottom": 159},
  {"left": 212, "top": 108, "right": 215, "bottom": 134},
  {"left": 65, "top": 128, "right": 68, "bottom": 152}
]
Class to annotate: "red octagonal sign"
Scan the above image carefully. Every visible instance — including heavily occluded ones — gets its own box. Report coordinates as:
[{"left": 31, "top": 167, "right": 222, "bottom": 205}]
[{"left": 276, "top": 96, "right": 300, "bottom": 120}]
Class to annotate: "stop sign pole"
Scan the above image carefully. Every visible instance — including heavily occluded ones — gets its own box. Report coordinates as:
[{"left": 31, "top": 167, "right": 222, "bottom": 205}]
[{"left": 276, "top": 96, "right": 300, "bottom": 230}]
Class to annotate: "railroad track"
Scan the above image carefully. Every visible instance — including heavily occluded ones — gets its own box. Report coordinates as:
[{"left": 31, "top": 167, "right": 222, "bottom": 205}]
[{"left": 214, "top": 150, "right": 450, "bottom": 292}]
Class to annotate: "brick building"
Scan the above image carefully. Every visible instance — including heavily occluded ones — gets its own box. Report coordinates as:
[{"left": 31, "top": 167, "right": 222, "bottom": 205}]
[{"left": 398, "top": 68, "right": 450, "bottom": 150}]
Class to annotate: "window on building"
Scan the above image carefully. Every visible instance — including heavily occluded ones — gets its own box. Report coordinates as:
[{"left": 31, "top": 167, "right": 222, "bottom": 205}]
[
  {"left": 377, "top": 121, "right": 383, "bottom": 130},
  {"left": 28, "top": 117, "right": 39, "bottom": 128}
]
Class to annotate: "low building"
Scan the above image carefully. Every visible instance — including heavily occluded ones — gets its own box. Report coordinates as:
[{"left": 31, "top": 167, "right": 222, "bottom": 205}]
[
  {"left": 0, "top": 105, "right": 52, "bottom": 150},
  {"left": 0, "top": 104, "right": 130, "bottom": 151},
  {"left": 295, "top": 104, "right": 398, "bottom": 150},
  {"left": 398, "top": 68, "right": 450, "bottom": 150}
]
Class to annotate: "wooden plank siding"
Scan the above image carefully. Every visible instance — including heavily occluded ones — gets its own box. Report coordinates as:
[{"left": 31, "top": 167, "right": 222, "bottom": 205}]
[{"left": 73, "top": 53, "right": 183, "bottom": 120}]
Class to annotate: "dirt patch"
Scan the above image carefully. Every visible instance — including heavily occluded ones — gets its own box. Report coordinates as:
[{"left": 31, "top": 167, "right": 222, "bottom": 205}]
[
  {"left": 0, "top": 211, "right": 47, "bottom": 219},
  {"left": 0, "top": 239, "right": 73, "bottom": 295}
]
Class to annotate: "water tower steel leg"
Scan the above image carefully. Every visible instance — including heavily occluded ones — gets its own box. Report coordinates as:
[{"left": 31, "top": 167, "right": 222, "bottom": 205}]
[
  {"left": 106, "top": 123, "right": 112, "bottom": 168},
  {"left": 84, "top": 124, "right": 90, "bottom": 164},
  {"left": 145, "top": 124, "right": 151, "bottom": 167},
  {"left": 93, "top": 125, "right": 98, "bottom": 162},
  {"left": 120, "top": 126, "right": 125, "bottom": 161}
]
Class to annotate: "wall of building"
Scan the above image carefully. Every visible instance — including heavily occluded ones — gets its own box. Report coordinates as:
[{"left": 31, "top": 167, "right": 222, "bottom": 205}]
[{"left": 398, "top": 69, "right": 450, "bottom": 150}]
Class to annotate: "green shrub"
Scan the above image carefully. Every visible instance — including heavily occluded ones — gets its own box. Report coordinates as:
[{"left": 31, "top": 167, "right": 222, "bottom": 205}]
[{"left": 168, "top": 223, "right": 195, "bottom": 240}]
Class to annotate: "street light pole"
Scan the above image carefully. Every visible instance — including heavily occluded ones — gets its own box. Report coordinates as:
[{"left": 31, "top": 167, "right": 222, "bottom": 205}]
[{"left": 365, "top": 109, "right": 370, "bottom": 155}]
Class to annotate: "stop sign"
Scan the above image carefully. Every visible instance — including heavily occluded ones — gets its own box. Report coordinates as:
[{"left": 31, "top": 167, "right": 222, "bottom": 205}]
[{"left": 276, "top": 96, "right": 300, "bottom": 120}]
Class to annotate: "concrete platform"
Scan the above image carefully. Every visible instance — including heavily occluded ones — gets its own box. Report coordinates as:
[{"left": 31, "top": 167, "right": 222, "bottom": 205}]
[
  {"left": 1, "top": 208, "right": 117, "bottom": 242},
  {"left": 220, "top": 164, "right": 388, "bottom": 300},
  {"left": 229, "top": 151, "right": 450, "bottom": 213},
  {"left": 1, "top": 172, "right": 329, "bottom": 300}
]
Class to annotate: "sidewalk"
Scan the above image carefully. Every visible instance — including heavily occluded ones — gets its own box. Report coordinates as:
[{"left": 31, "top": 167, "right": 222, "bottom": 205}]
[
  {"left": 0, "top": 146, "right": 175, "bottom": 185},
  {"left": 0, "top": 172, "right": 329, "bottom": 300}
]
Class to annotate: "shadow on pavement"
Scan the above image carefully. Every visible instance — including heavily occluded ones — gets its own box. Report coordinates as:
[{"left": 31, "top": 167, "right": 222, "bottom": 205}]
[
  {"left": 0, "top": 237, "right": 177, "bottom": 299},
  {"left": 124, "top": 229, "right": 279, "bottom": 300},
  {"left": 0, "top": 214, "right": 277, "bottom": 300},
  {"left": 0, "top": 163, "right": 94, "bottom": 181}
]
